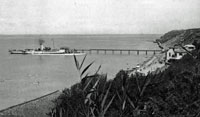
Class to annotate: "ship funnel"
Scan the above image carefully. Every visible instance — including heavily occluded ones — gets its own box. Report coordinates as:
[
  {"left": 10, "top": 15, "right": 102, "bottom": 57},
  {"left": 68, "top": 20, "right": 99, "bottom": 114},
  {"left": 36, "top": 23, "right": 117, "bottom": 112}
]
[{"left": 40, "top": 44, "right": 44, "bottom": 50}]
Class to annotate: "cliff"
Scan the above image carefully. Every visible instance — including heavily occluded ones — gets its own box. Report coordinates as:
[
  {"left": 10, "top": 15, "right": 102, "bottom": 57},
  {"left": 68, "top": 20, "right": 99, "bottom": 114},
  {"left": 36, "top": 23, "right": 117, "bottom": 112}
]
[{"left": 157, "top": 28, "right": 200, "bottom": 48}]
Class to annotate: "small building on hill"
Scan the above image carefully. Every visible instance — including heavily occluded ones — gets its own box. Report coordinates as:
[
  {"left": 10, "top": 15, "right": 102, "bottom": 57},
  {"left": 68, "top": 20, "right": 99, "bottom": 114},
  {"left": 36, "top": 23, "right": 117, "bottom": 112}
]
[
  {"left": 165, "top": 44, "right": 195, "bottom": 63},
  {"left": 184, "top": 44, "right": 196, "bottom": 51},
  {"left": 174, "top": 48, "right": 187, "bottom": 59},
  {"left": 166, "top": 48, "right": 175, "bottom": 61}
]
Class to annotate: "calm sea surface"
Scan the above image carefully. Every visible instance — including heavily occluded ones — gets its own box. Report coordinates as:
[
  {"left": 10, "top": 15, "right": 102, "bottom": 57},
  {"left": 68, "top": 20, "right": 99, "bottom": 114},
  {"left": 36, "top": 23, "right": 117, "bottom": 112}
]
[{"left": 0, "top": 34, "right": 161, "bottom": 109}]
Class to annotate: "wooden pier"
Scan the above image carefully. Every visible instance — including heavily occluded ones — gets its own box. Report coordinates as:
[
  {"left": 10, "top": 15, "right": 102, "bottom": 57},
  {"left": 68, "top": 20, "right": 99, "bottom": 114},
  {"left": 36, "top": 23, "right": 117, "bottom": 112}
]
[{"left": 76, "top": 49, "right": 161, "bottom": 55}]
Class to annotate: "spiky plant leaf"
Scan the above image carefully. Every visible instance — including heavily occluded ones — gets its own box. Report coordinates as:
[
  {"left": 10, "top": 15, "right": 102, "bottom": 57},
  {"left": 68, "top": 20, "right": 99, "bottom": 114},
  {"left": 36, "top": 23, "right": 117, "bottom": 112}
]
[
  {"left": 83, "top": 78, "right": 94, "bottom": 91},
  {"left": 116, "top": 90, "right": 122, "bottom": 102},
  {"left": 98, "top": 75, "right": 107, "bottom": 101},
  {"left": 122, "top": 100, "right": 126, "bottom": 110},
  {"left": 81, "top": 61, "right": 94, "bottom": 77},
  {"left": 127, "top": 94, "right": 136, "bottom": 109},
  {"left": 84, "top": 79, "right": 100, "bottom": 104},
  {"left": 81, "top": 73, "right": 89, "bottom": 84},
  {"left": 102, "top": 94, "right": 116, "bottom": 115},
  {"left": 79, "top": 54, "right": 87, "bottom": 70},
  {"left": 135, "top": 76, "right": 141, "bottom": 93},
  {"left": 95, "top": 65, "right": 102, "bottom": 74},
  {"left": 140, "top": 76, "right": 151, "bottom": 97},
  {"left": 101, "top": 82, "right": 112, "bottom": 109},
  {"left": 73, "top": 55, "right": 80, "bottom": 71},
  {"left": 91, "top": 78, "right": 100, "bottom": 90}
]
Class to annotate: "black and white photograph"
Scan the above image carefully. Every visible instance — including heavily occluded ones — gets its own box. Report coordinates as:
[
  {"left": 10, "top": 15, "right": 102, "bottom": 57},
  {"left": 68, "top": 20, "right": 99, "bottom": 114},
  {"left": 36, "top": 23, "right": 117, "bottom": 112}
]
[{"left": 0, "top": 0, "right": 200, "bottom": 116}]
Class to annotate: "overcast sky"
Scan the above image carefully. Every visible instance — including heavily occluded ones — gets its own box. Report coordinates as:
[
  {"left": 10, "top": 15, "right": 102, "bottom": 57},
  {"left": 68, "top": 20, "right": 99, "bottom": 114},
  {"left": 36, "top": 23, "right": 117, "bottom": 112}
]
[{"left": 0, "top": 0, "right": 199, "bottom": 34}]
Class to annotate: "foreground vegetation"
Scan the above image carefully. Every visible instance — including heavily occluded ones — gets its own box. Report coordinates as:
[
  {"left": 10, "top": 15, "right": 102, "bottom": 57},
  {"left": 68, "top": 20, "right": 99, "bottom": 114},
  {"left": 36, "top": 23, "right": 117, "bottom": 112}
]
[{"left": 49, "top": 42, "right": 200, "bottom": 117}]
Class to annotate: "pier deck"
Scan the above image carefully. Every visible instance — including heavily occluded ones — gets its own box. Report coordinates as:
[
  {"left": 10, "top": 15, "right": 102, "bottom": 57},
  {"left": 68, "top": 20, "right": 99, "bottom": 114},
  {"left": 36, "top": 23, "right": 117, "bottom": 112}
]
[{"left": 76, "top": 49, "right": 162, "bottom": 55}]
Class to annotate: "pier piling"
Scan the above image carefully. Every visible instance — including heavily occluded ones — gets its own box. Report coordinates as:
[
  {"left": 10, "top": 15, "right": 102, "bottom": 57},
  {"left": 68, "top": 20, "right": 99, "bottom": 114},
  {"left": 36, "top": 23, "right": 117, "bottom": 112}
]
[{"left": 137, "top": 50, "right": 139, "bottom": 55}]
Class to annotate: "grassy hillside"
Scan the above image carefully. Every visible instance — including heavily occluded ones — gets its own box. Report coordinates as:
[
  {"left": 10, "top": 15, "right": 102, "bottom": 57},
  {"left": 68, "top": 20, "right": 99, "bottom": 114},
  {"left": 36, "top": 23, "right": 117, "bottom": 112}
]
[{"left": 157, "top": 28, "right": 200, "bottom": 48}]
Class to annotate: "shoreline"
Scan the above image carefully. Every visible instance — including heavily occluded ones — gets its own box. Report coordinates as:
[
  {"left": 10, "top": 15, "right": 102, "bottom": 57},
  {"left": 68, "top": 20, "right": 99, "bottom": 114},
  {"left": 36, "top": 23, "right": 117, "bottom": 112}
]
[
  {"left": 0, "top": 90, "right": 61, "bottom": 117},
  {"left": 128, "top": 52, "right": 167, "bottom": 76}
]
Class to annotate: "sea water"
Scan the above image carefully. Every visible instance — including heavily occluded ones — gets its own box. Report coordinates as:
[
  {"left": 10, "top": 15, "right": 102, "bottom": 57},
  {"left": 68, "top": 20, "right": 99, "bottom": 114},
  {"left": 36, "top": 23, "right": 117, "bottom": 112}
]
[{"left": 0, "top": 34, "right": 161, "bottom": 110}]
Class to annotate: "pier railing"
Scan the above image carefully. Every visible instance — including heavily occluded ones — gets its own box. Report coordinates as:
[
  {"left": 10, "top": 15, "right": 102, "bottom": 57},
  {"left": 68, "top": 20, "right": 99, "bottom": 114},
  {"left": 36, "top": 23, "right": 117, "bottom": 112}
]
[{"left": 76, "top": 49, "right": 162, "bottom": 55}]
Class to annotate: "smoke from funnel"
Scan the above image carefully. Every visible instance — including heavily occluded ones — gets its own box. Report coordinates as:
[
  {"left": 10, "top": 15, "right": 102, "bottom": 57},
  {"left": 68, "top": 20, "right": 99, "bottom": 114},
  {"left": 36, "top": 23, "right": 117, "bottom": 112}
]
[{"left": 39, "top": 39, "right": 45, "bottom": 45}]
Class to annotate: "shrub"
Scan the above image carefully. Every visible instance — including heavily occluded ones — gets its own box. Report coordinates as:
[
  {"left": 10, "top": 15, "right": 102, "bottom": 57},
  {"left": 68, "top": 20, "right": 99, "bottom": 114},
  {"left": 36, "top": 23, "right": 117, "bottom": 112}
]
[{"left": 50, "top": 48, "right": 200, "bottom": 117}]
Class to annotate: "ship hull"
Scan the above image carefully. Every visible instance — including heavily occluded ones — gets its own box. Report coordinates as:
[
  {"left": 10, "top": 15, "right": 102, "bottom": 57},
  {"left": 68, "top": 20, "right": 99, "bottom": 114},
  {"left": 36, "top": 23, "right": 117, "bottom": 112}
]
[
  {"left": 32, "top": 53, "right": 86, "bottom": 56},
  {"left": 9, "top": 50, "right": 28, "bottom": 55},
  {"left": 9, "top": 50, "right": 85, "bottom": 56}
]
